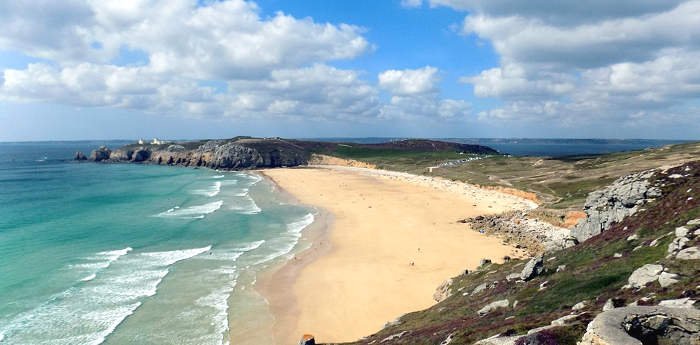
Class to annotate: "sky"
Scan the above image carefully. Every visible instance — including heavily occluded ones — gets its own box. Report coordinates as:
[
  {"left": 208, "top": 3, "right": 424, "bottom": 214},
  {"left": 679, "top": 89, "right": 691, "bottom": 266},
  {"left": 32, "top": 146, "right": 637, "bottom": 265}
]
[{"left": 0, "top": 0, "right": 699, "bottom": 141}]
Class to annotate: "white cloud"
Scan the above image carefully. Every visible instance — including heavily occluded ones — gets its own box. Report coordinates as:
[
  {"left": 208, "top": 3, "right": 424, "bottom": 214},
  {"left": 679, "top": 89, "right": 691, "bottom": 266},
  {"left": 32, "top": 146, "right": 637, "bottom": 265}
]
[
  {"left": 376, "top": 66, "right": 470, "bottom": 119},
  {"left": 401, "top": 0, "right": 423, "bottom": 8},
  {"left": 378, "top": 66, "right": 440, "bottom": 95},
  {"left": 1, "top": 63, "right": 383, "bottom": 120},
  {"left": 429, "top": 0, "right": 685, "bottom": 25},
  {"left": 0, "top": 0, "right": 369, "bottom": 77},
  {"left": 431, "top": 0, "right": 700, "bottom": 127},
  {"left": 0, "top": 1, "right": 471, "bottom": 124}
]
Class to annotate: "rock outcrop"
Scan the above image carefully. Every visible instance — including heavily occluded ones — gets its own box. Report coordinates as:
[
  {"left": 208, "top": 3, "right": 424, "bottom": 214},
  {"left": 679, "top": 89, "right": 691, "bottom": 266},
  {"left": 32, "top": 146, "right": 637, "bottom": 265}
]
[
  {"left": 89, "top": 146, "right": 111, "bottom": 162},
  {"left": 94, "top": 138, "right": 310, "bottom": 170},
  {"left": 579, "top": 306, "right": 700, "bottom": 345},
  {"left": 572, "top": 170, "right": 662, "bottom": 243},
  {"left": 73, "top": 151, "right": 87, "bottom": 160},
  {"left": 466, "top": 212, "right": 576, "bottom": 254},
  {"left": 520, "top": 255, "right": 544, "bottom": 281},
  {"left": 433, "top": 278, "right": 453, "bottom": 303}
]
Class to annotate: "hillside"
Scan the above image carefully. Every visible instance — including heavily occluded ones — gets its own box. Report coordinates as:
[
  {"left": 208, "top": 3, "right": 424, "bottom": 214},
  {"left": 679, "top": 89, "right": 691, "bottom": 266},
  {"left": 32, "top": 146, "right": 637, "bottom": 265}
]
[{"left": 324, "top": 141, "right": 700, "bottom": 210}]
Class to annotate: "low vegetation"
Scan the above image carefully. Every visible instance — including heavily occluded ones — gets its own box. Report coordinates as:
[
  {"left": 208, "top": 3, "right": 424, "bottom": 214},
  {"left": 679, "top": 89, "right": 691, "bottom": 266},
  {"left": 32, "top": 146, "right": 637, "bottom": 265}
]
[{"left": 319, "top": 141, "right": 700, "bottom": 209}]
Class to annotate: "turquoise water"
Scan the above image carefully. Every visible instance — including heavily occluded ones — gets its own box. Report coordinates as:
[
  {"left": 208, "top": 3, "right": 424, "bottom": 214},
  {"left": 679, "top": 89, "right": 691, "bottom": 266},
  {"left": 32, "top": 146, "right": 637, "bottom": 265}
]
[{"left": 0, "top": 142, "right": 314, "bottom": 345}]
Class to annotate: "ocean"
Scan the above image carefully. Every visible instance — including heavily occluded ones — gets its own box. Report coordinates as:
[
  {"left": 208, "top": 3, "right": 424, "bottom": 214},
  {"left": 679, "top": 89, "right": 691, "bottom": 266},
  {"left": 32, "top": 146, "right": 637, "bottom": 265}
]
[{"left": 0, "top": 142, "right": 314, "bottom": 345}]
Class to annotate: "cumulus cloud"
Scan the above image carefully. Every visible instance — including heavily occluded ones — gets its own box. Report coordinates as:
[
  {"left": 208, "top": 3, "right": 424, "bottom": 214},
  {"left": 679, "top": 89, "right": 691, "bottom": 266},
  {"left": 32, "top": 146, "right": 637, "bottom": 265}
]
[
  {"left": 1, "top": 63, "right": 382, "bottom": 120},
  {"left": 378, "top": 66, "right": 439, "bottom": 95},
  {"left": 377, "top": 67, "right": 470, "bottom": 119},
  {"left": 0, "top": 0, "right": 369, "bottom": 78},
  {"left": 0, "top": 0, "right": 468, "bottom": 123},
  {"left": 429, "top": 0, "right": 700, "bottom": 127}
]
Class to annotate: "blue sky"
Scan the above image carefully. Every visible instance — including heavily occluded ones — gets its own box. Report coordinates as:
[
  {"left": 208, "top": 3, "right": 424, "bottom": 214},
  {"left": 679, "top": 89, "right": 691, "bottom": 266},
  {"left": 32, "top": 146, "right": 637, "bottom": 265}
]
[{"left": 0, "top": 0, "right": 699, "bottom": 141}]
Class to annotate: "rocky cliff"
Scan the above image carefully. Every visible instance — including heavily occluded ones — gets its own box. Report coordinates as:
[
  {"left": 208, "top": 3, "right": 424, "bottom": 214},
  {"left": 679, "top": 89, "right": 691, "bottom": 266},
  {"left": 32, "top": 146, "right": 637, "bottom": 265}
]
[
  {"left": 79, "top": 138, "right": 310, "bottom": 170},
  {"left": 572, "top": 170, "right": 663, "bottom": 242}
]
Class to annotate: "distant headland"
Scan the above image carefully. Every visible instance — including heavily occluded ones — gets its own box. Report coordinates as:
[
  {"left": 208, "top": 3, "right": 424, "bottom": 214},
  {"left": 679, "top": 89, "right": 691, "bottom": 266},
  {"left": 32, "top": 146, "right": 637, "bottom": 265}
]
[{"left": 74, "top": 137, "right": 499, "bottom": 170}]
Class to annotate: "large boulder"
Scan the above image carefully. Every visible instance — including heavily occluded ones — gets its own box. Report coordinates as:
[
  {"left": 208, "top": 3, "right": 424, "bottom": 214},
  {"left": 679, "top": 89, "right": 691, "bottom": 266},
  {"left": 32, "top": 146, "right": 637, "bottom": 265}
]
[
  {"left": 627, "top": 264, "right": 663, "bottom": 289},
  {"left": 676, "top": 247, "right": 700, "bottom": 260},
  {"left": 520, "top": 255, "right": 544, "bottom": 281},
  {"left": 579, "top": 306, "right": 700, "bottom": 345},
  {"left": 89, "top": 146, "right": 111, "bottom": 162}
]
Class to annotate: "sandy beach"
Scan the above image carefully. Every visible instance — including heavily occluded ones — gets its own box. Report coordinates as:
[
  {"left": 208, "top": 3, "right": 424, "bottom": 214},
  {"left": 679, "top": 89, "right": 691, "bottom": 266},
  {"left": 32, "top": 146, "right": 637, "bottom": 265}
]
[{"left": 259, "top": 166, "right": 535, "bottom": 344}]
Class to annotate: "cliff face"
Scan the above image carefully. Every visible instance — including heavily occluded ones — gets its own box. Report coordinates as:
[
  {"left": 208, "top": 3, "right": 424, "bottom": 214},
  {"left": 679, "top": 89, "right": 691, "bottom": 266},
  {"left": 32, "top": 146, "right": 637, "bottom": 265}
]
[{"left": 84, "top": 138, "right": 310, "bottom": 170}]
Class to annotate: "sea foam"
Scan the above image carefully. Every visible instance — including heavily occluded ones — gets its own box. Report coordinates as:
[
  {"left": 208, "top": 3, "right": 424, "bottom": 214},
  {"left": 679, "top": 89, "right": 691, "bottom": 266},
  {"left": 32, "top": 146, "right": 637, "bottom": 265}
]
[
  {"left": 0, "top": 246, "right": 211, "bottom": 345},
  {"left": 193, "top": 181, "right": 222, "bottom": 197},
  {"left": 157, "top": 200, "right": 223, "bottom": 219},
  {"left": 251, "top": 213, "right": 314, "bottom": 265},
  {"left": 229, "top": 194, "right": 261, "bottom": 215}
]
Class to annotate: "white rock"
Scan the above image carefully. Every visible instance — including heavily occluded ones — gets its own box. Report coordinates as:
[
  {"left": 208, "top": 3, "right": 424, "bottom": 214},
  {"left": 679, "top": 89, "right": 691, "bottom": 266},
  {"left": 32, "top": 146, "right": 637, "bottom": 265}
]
[
  {"left": 474, "top": 334, "right": 520, "bottom": 345},
  {"left": 506, "top": 273, "right": 521, "bottom": 282},
  {"left": 658, "top": 298, "right": 696, "bottom": 308},
  {"left": 676, "top": 246, "right": 700, "bottom": 260},
  {"left": 613, "top": 253, "right": 623, "bottom": 258},
  {"left": 626, "top": 234, "right": 639, "bottom": 241},
  {"left": 687, "top": 218, "right": 700, "bottom": 225},
  {"left": 477, "top": 299, "right": 510, "bottom": 316},
  {"left": 472, "top": 282, "right": 488, "bottom": 295},
  {"left": 667, "top": 237, "right": 690, "bottom": 257},
  {"left": 551, "top": 313, "right": 581, "bottom": 326},
  {"left": 658, "top": 272, "right": 680, "bottom": 288},
  {"left": 627, "top": 264, "right": 663, "bottom": 289},
  {"left": 676, "top": 226, "right": 690, "bottom": 237},
  {"left": 572, "top": 301, "right": 587, "bottom": 311},
  {"left": 603, "top": 299, "right": 616, "bottom": 311}
]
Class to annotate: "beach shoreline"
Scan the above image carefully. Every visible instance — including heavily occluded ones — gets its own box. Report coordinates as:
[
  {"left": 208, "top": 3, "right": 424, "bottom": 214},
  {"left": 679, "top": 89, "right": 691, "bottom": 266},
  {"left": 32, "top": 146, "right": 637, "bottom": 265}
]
[{"left": 254, "top": 166, "right": 536, "bottom": 344}]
